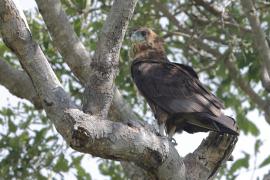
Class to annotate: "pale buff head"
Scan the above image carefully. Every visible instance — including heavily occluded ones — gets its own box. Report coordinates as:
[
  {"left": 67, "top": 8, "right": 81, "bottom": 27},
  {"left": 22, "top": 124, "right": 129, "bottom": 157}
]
[{"left": 129, "top": 27, "right": 165, "bottom": 59}]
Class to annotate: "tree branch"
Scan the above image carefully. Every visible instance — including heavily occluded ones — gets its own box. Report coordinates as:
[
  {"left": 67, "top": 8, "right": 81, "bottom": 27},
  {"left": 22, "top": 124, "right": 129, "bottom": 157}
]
[
  {"left": 83, "top": 0, "right": 138, "bottom": 117},
  {"left": 188, "top": 14, "right": 252, "bottom": 37},
  {"left": 241, "top": 0, "right": 270, "bottom": 81},
  {"left": 192, "top": 0, "right": 230, "bottom": 20},
  {"left": 35, "top": 0, "right": 91, "bottom": 84},
  {"left": 0, "top": 58, "right": 42, "bottom": 109},
  {"left": 67, "top": 109, "right": 185, "bottom": 180},
  {"left": 184, "top": 133, "right": 238, "bottom": 179}
]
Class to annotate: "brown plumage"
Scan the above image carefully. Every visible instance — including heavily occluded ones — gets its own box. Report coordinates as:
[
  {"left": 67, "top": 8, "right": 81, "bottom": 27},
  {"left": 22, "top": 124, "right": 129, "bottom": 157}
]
[{"left": 129, "top": 27, "right": 239, "bottom": 137}]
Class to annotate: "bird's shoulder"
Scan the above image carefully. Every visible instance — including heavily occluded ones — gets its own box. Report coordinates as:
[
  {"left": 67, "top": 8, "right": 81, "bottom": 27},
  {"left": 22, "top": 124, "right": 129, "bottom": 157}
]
[{"left": 131, "top": 58, "right": 198, "bottom": 80}]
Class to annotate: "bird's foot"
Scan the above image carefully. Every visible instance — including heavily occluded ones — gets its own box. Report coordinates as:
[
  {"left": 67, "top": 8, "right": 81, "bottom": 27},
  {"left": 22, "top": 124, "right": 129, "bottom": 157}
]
[
  {"left": 168, "top": 137, "right": 177, "bottom": 146},
  {"left": 156, "top": 131, "right": 163, "bottom": 137}
]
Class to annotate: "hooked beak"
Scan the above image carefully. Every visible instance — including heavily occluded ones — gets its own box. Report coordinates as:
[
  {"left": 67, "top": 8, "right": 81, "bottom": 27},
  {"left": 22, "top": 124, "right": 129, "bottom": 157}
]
[{"left": 130, "top": 31, "right": 145, "bottom": 43}]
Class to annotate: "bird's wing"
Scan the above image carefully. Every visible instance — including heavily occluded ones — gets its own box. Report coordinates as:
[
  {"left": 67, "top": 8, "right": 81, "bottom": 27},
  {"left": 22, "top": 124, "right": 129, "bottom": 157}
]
[
  {"left": 131, "top": 60, "right": 224, "bottom": 116},
  {"left": 173, "top": 63, "right": 199, "bottom": 79}
]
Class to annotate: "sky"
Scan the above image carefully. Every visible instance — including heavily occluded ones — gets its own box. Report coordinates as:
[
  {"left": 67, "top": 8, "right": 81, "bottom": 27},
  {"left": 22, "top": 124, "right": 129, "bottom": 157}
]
[{"left": 1, "top": 0, "right": 270, "bottom": 179}]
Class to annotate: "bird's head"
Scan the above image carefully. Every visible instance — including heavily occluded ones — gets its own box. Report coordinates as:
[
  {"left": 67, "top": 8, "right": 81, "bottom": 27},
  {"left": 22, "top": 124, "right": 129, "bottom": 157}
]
[{"left": 129, "top": 27, "right": 165, "bottom": 59}]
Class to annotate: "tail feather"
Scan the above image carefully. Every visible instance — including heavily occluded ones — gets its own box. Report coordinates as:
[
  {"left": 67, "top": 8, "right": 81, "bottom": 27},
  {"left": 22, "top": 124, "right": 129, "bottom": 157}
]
[{"left": 168, "top": 112, "right": 239, "bottom": 135}]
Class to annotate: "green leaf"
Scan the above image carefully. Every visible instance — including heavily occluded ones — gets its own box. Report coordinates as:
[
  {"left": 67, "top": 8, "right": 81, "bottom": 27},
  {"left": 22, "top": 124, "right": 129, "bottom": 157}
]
[
  {"left": 254, "top": 139, "right": 263, "bottom": 155},
  {"left": 45, "top": 152, "right": 54, "bottom": 167},
  {"left": 74, "top": 18, "right": 82, "bottom": 36},
  {"left": 259, "top": 155, "right": 270, "bottom": 168},
  {"left": 230, "top": 156, "right": 249, "bottom": 173},
  {"left": 237, "top": 112, "right": 259, "bottom": 136},
  {"left": 53, "top": 154, "right": 69, "bottom": 172},
  {"left": 76, "top": 165, "right": 91, "bottom": 180},
  {"left": 1, "top": 107, "right": 14, "bottom": 116},
  {"left": 247, "top": 120, "right": 260, "bottom": 136},
  {"left": 8, "top": 119, "right": 17, "bottom": 133},
  {"left": 73, "top": 155, "right": 84, "bottom": 166},
  {"left": 34, "top": 128, "right": 48, "bottom": 144}
]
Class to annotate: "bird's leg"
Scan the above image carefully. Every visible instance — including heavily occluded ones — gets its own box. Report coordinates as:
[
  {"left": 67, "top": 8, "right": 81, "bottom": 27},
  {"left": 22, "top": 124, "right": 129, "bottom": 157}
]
[
  {"left": 168, "top": 125, "right": 177, "bottom": 145},
  {"left": 156, "top": 111, "right": 168, "bottom": 136},
  {"left": 159, "top": 123, "right": 165, "bottom": 136},
  {"left": 168, "top": 125, "right": 176, "bottom": 139}
]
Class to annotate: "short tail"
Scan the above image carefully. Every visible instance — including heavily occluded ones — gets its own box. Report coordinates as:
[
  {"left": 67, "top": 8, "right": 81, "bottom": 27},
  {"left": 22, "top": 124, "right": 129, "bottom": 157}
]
[{"left": 169, "top": 112, "right": 239, "bottom": 135}]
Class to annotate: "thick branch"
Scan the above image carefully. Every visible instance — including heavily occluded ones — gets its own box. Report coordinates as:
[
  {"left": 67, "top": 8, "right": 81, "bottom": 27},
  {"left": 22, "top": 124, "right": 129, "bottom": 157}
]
[
  {"left": 184, "top": 133, "right": 237, "bottom": 180},
  {"left": 83, "top": 0, "right": 138, "bottom": 117},
  {"left": 0, "top": 58, "right": 42, "bottom": 108},
  {"left": 66, "top": 109, "right": 185, "bottom": 180},
  {"left": 35, "top": 0, "right": 91, "bottom": 84},
  {"left": 241, "top": 0, "right": 270, "bottom": 76}
]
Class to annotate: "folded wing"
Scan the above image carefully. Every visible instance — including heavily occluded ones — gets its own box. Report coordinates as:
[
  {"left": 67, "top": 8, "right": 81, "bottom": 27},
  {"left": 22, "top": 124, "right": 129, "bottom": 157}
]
[{"left": 131, "top": 59, "right": 238, "bottom": 135}]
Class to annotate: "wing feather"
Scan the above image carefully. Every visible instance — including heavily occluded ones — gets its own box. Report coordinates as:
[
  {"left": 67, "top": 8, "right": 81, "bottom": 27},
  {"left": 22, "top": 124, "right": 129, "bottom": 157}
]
[{"left": 131, "top": 60, "right": 223, "bottom": 116}]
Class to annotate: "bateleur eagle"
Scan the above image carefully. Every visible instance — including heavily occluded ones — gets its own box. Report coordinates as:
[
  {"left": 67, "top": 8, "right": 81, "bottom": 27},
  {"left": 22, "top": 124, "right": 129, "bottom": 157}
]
[{"left": 129, "top": 27, "right": 239, "bottom": 138}]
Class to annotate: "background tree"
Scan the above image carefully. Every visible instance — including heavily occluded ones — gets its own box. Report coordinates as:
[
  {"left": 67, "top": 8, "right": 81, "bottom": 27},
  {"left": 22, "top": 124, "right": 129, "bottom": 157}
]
[{"left": 0, "top": 0, "right": 269, "bottom": 179}]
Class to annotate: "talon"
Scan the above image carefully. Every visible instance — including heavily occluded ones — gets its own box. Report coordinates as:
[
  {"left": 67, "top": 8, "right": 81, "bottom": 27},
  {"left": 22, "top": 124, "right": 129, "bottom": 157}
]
[
  {"left": 156, "top": 131, "right": 162, "bottom": 136},
  {"left": 168, "top": 125, "right": 176, "bottom": 138},
  {"left": 169, "top": 137, "right": 177, "bottom": 146}
]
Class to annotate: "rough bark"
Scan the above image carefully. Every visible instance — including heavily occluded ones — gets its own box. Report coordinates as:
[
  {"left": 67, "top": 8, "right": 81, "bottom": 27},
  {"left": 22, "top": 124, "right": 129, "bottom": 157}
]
[
  {"left": 184, "top": 133, "right": 237, "bottom": 180},
  {"left": 82, "top": 0, "right": 138, "bottom": 117},
  {"left": 0, "top": 0, "right": 238, "bottom": 179}
]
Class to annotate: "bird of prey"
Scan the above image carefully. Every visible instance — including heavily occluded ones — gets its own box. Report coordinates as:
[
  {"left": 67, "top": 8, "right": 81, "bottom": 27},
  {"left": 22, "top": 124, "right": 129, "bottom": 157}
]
[{"left": 129, "top": 27, "right": 239, "bottom": 138}]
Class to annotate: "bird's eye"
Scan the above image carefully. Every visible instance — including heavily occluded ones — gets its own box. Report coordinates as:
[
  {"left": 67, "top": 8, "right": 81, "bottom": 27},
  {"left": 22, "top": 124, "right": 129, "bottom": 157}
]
[{"left": 141, "top": 31, "right": 147, "bottom": 37}]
